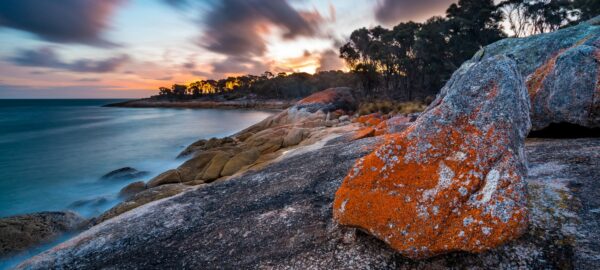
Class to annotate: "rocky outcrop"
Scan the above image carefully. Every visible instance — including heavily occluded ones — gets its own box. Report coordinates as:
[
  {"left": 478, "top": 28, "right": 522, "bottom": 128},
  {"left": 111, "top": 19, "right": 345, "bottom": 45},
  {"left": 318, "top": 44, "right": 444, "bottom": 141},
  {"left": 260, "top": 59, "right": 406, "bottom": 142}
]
[
  {"left": 100, "top": 167, "right": 148, "bottom": 181},
  {"left": 17, "top": 136, "right": 600, "bottom": 269},
  {"left": 95, "top": 88, "right": 359, "bottom": 226},
  {"left": 0, "top": 211, "right": 86, "bottom": 258},
  {"left": 469, "top": 16, "right": 599, "bottom": 130},
  {"left": 333, "top": 56, "right": 531, "bottom": 259}
]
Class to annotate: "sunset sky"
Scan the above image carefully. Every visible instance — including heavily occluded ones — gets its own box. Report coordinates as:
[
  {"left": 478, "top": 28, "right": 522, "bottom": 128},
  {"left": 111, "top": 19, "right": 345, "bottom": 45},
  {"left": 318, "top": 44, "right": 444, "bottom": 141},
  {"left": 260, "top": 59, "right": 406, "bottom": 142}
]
[{"left": 0, "top": 0, "right": 457, "bottom": 98}]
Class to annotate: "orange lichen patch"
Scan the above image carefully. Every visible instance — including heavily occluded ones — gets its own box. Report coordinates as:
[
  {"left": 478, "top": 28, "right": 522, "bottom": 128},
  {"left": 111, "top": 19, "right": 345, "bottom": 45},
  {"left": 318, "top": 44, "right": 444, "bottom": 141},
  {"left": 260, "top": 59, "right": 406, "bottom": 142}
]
[
  {"left": 297, "top": 88, "right": 341, "bottom": 105},
  {"left": 352, "top": 127, "right": 376, "bottom": 141},
  {"left": 374, "top": 121, "right": 387, "bottom": 136},
  {"left": 526, "top": 51, "right": 561, "bottom": 99},
  {"left": 355, "top": 113, "right": 383, "bottom": 127},
  {"left": 333, "top": 114, "right": 528, "bottom": 259}
]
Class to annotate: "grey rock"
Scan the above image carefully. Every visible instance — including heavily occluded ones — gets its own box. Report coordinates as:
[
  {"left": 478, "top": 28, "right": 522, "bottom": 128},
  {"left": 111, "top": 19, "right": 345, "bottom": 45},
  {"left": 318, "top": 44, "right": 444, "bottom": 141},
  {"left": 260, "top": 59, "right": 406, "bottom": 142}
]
[{"left": 468, "top": 17, "right": 600, "bottom": 130}]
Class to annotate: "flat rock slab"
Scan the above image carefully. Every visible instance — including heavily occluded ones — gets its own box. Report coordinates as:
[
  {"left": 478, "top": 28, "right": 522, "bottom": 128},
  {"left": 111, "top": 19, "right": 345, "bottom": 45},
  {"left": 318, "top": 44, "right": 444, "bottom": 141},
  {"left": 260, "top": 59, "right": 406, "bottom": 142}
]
[{"left": 17, "top": 138, "right": 600, "bottom": 269}]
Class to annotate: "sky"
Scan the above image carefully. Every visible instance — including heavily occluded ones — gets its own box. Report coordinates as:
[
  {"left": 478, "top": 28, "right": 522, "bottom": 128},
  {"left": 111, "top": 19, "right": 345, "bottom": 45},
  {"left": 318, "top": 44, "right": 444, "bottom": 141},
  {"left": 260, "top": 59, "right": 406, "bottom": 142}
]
[{"left": 0, "top": 0, "right": 457, "bottom": 98}]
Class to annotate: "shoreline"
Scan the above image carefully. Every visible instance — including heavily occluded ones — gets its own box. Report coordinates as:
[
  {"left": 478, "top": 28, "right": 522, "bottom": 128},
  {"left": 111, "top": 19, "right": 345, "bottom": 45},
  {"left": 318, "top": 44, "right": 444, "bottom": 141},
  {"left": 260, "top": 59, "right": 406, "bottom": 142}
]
[{"left": 105, "top": 98, "right": 296, "bottom": 110}]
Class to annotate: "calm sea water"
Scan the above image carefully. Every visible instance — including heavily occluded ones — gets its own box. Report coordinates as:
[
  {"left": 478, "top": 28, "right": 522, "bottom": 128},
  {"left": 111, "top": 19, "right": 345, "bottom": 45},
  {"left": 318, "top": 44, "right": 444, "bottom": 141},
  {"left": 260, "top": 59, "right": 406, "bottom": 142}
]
[{"left": 0, "top": 100, "right": 274, "bottom": 219}]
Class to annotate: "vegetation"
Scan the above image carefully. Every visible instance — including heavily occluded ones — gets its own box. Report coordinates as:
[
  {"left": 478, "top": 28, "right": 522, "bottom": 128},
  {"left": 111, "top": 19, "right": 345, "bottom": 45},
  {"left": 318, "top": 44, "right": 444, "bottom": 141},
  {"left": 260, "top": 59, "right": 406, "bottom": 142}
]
[{"left": 155, "top": 0, "right": 598, "bottom": 104}]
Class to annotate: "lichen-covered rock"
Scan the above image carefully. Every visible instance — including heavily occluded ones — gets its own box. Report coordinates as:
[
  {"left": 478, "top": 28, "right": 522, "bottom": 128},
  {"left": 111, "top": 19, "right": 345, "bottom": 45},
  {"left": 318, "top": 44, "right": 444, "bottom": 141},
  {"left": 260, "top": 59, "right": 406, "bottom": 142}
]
[
  {"left": 294, "top": 87, "right": 356, "bottom": 113},
  {"left": 470, "top": 17, "right": 600, "bottom": 130},
  {"left": 0, "top": 211, "right": 85, "bottom": 258},
  {"left": 333, "top": 56, "right": 531, "bottom": 259},
  {"left": 528, "top": 44, "right": 599, "bottom": 130}
]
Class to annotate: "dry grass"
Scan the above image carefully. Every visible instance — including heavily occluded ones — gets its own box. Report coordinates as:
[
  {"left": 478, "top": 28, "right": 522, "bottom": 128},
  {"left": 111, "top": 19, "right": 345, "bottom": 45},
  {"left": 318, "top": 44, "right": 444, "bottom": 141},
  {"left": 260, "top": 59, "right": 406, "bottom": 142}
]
[{"left": 358, "top": 100, "right": 427, "bottom": 116}]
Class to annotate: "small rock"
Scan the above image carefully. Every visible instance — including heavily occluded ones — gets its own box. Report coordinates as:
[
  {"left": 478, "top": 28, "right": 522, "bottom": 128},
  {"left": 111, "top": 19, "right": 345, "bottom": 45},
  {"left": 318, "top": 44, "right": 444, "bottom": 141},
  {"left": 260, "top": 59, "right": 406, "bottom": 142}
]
[
  {"left": 199, "top": 152, "right": 233, "bottom": 181},
  {"left": 221, "top": 148, "right": 260, "bottom": 176},
  {"left": 119, "top": 181, "right": 146, "bottom": 198},
  {"left": 100, "top": 167, "right": 149, "bottom": 181},
  {"left": 147, "top": 169, "right": 182, "bottom": 188}
]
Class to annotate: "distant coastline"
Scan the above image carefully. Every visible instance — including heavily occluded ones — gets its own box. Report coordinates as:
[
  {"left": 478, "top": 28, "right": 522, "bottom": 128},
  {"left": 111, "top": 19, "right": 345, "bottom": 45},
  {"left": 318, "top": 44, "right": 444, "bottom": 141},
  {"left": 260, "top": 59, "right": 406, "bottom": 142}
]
[{"left": 105, "top": 98, "right": 296, "bottom": 110}]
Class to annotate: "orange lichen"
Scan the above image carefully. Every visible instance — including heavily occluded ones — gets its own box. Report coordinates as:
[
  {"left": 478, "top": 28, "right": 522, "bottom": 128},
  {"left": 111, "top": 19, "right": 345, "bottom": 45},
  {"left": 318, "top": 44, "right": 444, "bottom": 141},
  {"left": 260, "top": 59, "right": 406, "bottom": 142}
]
[
  {"left": 334, "top": 112, "right": 528, "bottom": 259},
  {"left": 527, "top": 36, "right": 595, "bottom": 101},
  {"left": 374, "top": 121, "right": 387, "bottom": 136},
  {"left": 355, "top": 113, "right": 383, "bottom": 127},
  {"left": 297, "top": 88, "right": 341, "bottom": 105},
  {"left": 527, "top": 51, "right": 561, "bottom": 99},
  {"left": 352, "top": 127, "right": 376, "bottom": 140}
]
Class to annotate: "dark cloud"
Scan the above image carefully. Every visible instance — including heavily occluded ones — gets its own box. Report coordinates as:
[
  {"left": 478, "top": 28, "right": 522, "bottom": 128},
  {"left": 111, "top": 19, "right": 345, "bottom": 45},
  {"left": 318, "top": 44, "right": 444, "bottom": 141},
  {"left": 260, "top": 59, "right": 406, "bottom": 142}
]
[
  {"left": 0, "top": 0, "right": 124, "bottom": 47},
  {"left": 375, "top": 0, "right": 456, "bottom": 24},
  {"left": 211, "top": 56, "right": 268, "bottom": 77},
  {"left": 317, "top": 50, "right": 345, "bottom": 72},
  {"left": 76, "top": 78, "right": 101, "bottom": 82},
  {"left": 157, "top": 76, "right": 174, "bottom": 81},
  {"left": 199, "top": 0, "right": 324, "bottom": 78},
  {"left": 201, "top": 0, "right": 324, "bottom": 57},
  {"left": 9, "top": 47, "right": 130, "bottom": 73}
]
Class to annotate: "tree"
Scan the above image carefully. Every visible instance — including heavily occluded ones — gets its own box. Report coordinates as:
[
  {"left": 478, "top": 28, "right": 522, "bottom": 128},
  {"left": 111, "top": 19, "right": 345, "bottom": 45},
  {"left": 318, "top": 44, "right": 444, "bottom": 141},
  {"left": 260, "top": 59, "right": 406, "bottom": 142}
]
[
  {"left": 158, "top": 87, "right": 171, "bottom": 96},
  {"left": 446, "top": 0, "right": 505, "bottom": 68},
  {"left": 573, "top": 0, "right": 600, "bottom": 21},
  {"left": 171, "top": 84, "right": 187, "bottom": 98},
  {"left": 498, "top": 0, "right": 577, "bottom": 37}
]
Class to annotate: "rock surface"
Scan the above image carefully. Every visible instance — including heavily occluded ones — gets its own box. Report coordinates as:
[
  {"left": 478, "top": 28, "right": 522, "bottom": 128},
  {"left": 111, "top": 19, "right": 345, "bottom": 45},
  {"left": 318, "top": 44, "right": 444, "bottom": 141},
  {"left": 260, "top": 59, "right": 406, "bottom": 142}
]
[
  {"left": 17, "top": 137, "right": 600, "bottom": 269},
  {"left": 100, "top": 167, "right": 148, "bottom": 181},
  {"left": 93, "top": 184, "right": 189, "bottom": 225},
  {"left": 469, "top": 17, "right": 600, "bottom": 130},
  {"left": 333, "top": 56, "right": 532, "bottom": 259},
  {"left": 0, "top": 211, "right": 86, "bottom": 258},
  {"left": 118, "top": 181, "right": 146, "bottom": 198}
]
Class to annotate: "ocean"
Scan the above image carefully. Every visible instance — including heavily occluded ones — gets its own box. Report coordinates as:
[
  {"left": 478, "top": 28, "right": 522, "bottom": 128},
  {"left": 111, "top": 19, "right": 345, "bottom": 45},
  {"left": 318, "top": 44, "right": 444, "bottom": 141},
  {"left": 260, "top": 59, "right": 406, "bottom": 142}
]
[{"left": 0, "top": 99, "right": 274, "bottom": 219}]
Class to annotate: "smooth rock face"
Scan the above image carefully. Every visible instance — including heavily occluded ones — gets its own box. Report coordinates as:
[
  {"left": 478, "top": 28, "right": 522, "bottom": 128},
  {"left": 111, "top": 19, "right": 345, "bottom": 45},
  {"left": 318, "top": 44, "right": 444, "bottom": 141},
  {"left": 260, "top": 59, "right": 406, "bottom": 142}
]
[
  {"left": 0, "top": 211, "right": 85, "bottom": 257},
  {"left": 470, "top": 18, "right": 600, "bottom": 130},
  {"left": 334, "top": 56, "right": 531, "bottom": 259}
]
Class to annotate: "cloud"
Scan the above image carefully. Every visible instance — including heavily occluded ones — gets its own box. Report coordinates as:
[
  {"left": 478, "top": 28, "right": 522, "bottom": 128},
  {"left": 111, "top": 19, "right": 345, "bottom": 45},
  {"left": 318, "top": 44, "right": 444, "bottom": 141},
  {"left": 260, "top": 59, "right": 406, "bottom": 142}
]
[
  {"left": 0, "top": 84, "right": 153, "bottom": 98},
  {"left": 156, "top": 76, "right": 174, "bottom": 81},
  {"left": 0, "top": 0, "right": 125, "bottom": 47},
  {"left": 200, "top": 0, "right": 324, "bottom": 57},
  {"left": 211, "top": 56, "right": 269, "bottom": 77},
  {"left": 375, "top": 0, "right": 456, "bottom": 24},
  {"left": 317, "top": 50, "right": 345, "bottom": 72},
  {"left": 9, "top": 47, "right": 130, "bottom": 73},
  {"left": 76, "top": 78, "right": 101, "bottom": 82}
]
